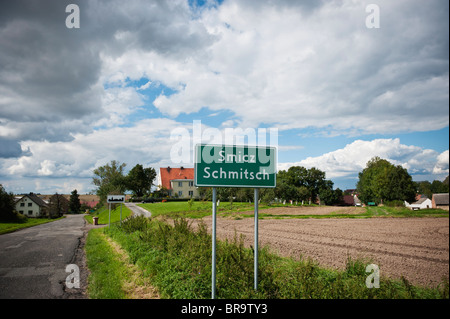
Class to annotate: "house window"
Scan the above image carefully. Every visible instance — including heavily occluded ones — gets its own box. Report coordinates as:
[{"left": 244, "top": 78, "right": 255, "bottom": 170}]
[
  {"left": 178, "top": 191, "right": 183, "bottom": 197},
  {"left": 189, "top": 191, "right": 194, "bottom": 197},
  {"left": 28, "top": 211, "right": 33, "bottom": 215},
  {"left": 178, "top": 181, "right": 183, "bottom": 187},
  {"left": 189, "top": 181, "right": 194, "bottom": 187},
  {"left": 19, "top": 211, "right": 24, "bottom": 214},
  {"left": 28, "top": 203, "right": 32, "bottom": 207},
  {"left": 20, "top": 203, "right": 25, "bottom": 207}
]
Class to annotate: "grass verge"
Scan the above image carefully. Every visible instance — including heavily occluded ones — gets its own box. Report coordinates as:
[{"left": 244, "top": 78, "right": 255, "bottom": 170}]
[
  {"left": 85, "top": 205, "right": 133, "bottom": 225},
  {"left": 0, "top": 216, "right": 65, "bottom": 235},
  {"left": 92, "top": 215, "right": 448, "bottom": 299},
  {"left": 85, "top": 228, "right": 159, "bottom": 299}
]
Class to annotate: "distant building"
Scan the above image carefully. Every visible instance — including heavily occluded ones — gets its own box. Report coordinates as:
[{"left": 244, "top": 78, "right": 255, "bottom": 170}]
[
  {"left": 405, "top": 196, "right": 432, "bottom": 210},
  {"left": 342, "top": 195, "right": 355, "bottom": 206},
  {"left": 432, "top": 193, "right": 449, "bottom": 210},
  {"left": 157, "top": 167, "right": 199, "bottom": 199},
  {"left": 15, "top": 193, "right": 48, "bottom": 218}
]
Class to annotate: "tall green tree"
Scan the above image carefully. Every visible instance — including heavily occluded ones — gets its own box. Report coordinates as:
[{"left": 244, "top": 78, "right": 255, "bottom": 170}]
[
  {"left": 276, "top": 166, "right": 328, "bottom": 203},
  {"left": 92, "top": 160, "right": 127, "bottom": 203},
  {"left": 0, "top": 184, "right": 19, "bottom": 222},
  {"left": 69, "top": 189, "right": 81, "bottom": 214},
  {"left": 48, "top": 193, "right": 69, "bottom": 218},
  {"left": 357, "top": 157, "right": 416, "bottom": 204},
  {"left": 126, "top": 164, "right": 157, "bottom": 197}
]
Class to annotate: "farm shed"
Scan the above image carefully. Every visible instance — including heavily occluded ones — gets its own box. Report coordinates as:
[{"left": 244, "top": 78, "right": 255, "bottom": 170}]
[{"left": 432, "top": 193, "right": 449, "bottom": 210}]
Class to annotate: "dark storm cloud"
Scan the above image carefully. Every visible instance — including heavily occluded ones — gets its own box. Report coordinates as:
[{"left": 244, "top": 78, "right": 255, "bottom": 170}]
[
  {"left": 0, "top": 0, "right": 212, "bottom": 152},
  {"left": 0, "top": 0, "right": 103, "bottom": 123},
  {"left": 0, "top": 138, "right": 23, "bottom": 158}
]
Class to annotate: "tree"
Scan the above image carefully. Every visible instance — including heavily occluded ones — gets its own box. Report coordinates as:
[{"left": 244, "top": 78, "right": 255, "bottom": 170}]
[
  {"left": 69, "top": 189, "right": 81, "bottom": 214},
  {"left": 357, "top": 157, "right": 416, "bottom": 204},
  {"left": 48, "top": 193, "right": 69, "bottom": 218},
  {"left": 92, "top": 160, "right": 127, "bottom": 203},
  {"left": 126, "top": 164, "right": 157, "bottom": 197},
  {"left": 276, "top": 166, "right": 328, "bottom": 203},
  {"left": 0, "top": 184, "right": 20, "bottom": 222},
  {"left": 320, "top": 187, "right": 343, "bottom": 206},
  {"left": 414, "top": 177, "right": 450, "bottom": 198}
]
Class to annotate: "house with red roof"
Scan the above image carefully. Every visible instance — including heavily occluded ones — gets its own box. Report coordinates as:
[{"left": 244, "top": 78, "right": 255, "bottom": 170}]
[{"left": 157, "top": 167, "right": 199, "bottom": 198}]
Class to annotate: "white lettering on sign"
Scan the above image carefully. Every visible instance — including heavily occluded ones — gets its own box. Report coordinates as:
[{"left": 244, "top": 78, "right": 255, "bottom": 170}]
[
  {"left": 107, "top": 195, "right": 125, "bottom": 203},
  {"left": 217, "top": 150, "right": 256, "bottom": 163},
  {"left": 203, "top": 167, "right": 269, "bottom": 180}
]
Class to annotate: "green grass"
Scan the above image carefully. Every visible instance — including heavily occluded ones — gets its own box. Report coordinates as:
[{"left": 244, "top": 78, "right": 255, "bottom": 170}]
[
  {"left": 85, "top": 205, "right": 133, "bottom": 225},
  {"left": 138, "top": 201, "right": 271, "bottom": 219},
  {"left": 96, "top": 215, "right": 449, "bottom": 299},
  {"left": 363, "top": 206, "right": 449, "bottom": 218},
  {"left": 84, "top": 228, "right": 127, "bottom": 299},
  {"left": 0, "top": 216, "right": 65, "bottom": 235},
  {"left": 137, "top": 201, "right": 449, "bottom": 219}
]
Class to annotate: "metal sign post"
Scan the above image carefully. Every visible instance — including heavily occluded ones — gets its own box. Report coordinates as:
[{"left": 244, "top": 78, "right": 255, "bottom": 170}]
[
  {"left": 254, "top": 188, "right": 259, "bottom": 290},
  {"left": 212, "top": 187, "right": 217, "bottom": 299},
  {"left": 108, "top": 203, "right": 111, "bottom": 228},
  {"left": 107, "top": 195, "right": 125, "bottom": 228}
]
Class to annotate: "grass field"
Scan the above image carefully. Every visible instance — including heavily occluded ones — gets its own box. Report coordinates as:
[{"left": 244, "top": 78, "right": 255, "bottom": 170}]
[
  {"left": 138, "top": 201, "right": 270, "bottom": 218},
  {"left": 0, "top": 216, "right": 65, "bottom": 235},
  {"left": 137, "top": 201, "right": 449, "bottom": 219},
  {"left": 84, "top": 215, "right": 449, "bottom": 299}
]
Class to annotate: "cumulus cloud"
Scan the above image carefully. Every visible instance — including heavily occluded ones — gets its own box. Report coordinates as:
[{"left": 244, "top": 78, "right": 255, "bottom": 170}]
[
  {"left": 433, "top": 150, "right": 449, "bottom": 175},
  {"left": 1, "top": 117, "right": 191, "bottom": 192},
  {"left": 149, "top": 0, "right": 449, "bottom": 132},
  {"left": 1, "top": 0, "right": 448, "bottom": 193},
  {"left": 279, "top": 138, "right": 448, "bottom": 181},
  {"left": 0, "top": 0, "right": 212, "bottom": 151},
  {"left": 2, "top": 0, "right": 448, "bottom": 147}
]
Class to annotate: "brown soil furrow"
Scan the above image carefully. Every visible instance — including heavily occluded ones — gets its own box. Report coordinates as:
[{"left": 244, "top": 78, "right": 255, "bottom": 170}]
[
  {"left": 192, "top": 216, "right": 449, "bottom": 287},
  {"left": 249, "top": 226, "right": 449, "bottom": 253}
]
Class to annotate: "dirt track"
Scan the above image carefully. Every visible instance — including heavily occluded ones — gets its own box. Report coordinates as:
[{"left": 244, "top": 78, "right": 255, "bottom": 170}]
[{"left": 192, "top": 208, "right": 449, "bottom": 287}]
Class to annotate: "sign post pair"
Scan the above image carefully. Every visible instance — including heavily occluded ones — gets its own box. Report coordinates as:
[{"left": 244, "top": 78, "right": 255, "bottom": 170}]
[
  {"left": 194, "top": 144, "right": 277, "bottom": 299},
  {"left": 106, "top": 195, "right": 125, "bottom": 227}
]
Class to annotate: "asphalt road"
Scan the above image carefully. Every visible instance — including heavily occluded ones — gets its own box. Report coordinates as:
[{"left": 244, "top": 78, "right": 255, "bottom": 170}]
[
  {"left": 0, "top": 214, "right": 86, "bottom": 299},
  {"left": 125, "top": 202, "right": 152, "bottom": 218}
]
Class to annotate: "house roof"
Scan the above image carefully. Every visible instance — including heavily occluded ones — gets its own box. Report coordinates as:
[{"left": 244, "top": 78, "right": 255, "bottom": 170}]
[
  {"left": 159, "top": 167, "right": 194, "bottom": 190},
  {"left": 433, "top": 193, "right": 449, "bottom": 205},
  {"left": 413, "top": 197, "right": 431, "bottom": 205},
  {"left": 16, "top": 193, "right": 48, "bottom": 207},
  {"left": 342, "top": 195, "right": 354, "bottom": 205}
]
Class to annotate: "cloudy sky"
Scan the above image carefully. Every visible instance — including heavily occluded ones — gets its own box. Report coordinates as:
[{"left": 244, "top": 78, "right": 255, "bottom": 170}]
[{"left": 0, "top": 0, "right": 448, "bottom": 194}]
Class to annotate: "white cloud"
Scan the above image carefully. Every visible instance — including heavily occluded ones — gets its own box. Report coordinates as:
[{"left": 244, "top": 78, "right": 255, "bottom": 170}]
[
  {"left": 1, "top": 0, "right": 448, "bottom": 194},
  {"left": 279, "top": 139, "right": 447, "bottom": 180},
  {"left": 2, "top": 117, "right": 190, "bottom": 192},
  {"left": 138, "top": 0, "right": 448, "bottom": 133},
  {"left": 433, "top": 150, "right": 449, "bottom": 175}
]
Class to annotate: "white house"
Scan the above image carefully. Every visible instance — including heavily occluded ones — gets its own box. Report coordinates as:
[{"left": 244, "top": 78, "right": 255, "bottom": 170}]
[
  {"left": 15, "top": 193, "right": 48, "bottom": 217},
  {"left": 405, "top": 197, "right": 432, "bottom": 210}
]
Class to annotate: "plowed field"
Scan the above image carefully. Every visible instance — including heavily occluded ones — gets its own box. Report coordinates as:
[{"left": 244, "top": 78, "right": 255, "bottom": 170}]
[{"left": 192, "top": 207, "right": 449, "bottom": 287}]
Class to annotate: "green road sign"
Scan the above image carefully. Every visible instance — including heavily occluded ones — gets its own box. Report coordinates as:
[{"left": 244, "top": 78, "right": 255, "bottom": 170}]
[{"left": 194, "top": 144, "right": 277, "bottom": 188}]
